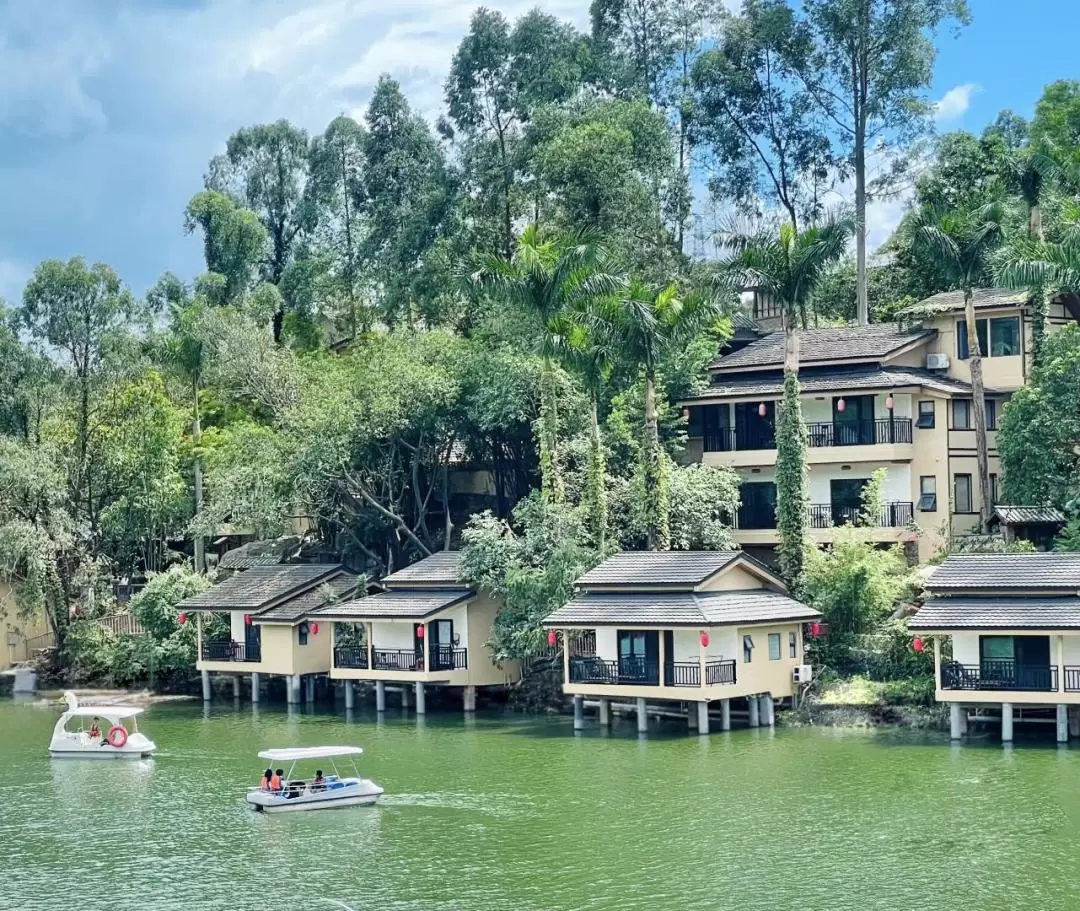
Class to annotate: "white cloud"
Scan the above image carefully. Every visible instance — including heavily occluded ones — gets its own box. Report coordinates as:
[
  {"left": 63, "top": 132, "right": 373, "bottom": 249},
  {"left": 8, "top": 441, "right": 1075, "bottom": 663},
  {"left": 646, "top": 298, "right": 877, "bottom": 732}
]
[{"left": 934, "top": 83, "right": 981, "bottom": 124}]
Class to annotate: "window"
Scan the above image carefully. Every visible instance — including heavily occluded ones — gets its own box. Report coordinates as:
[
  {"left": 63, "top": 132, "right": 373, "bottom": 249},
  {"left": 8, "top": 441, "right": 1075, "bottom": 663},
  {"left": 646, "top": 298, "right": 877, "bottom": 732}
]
[
  {"left": 789, "top": 632, "right": 798, "bottom": 658},
  {"left": 916, "top": 400, "right": 936, "bottom": 429},
  {"left": 298, "top": 623, "right": 309, "bottom": 647},
  {"left": 985, "top": 399, "right": 997, "bottom": 430},
  {"left": 957, "top": 319, "right": 988, "bottom": 360},
  {"left": 954, "top": 473, "right": 973, "bottom": 514},
  {"left": 743, "top": 634, "right": 754, "bottom": 663},
  {"left": 990, "top": 473, "right": 999, "bottom": 506},
  {"left": 919, "top": 476, "right": 937, "bottom": 512},
  {"left": 952, "top": 399, "right": 972, "bottom": 430},
  {"left": 990, "top": 316, "right": 1021, "bottom": 356},
  {"left": 768, "top": 633, "right": 782, "bottom": 660}
]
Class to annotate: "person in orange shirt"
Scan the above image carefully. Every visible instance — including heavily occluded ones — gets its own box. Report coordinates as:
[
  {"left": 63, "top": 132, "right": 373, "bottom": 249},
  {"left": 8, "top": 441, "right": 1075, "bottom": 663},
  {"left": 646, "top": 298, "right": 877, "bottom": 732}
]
[
  {"left": 88, "top": 717, "right": 102, "bottom": 742},
  {"left": 260, "top": 768, "right": 273, "bottom": 790},
  {"left": 270, "top": 769, "right": 284, "bottom": 793}
]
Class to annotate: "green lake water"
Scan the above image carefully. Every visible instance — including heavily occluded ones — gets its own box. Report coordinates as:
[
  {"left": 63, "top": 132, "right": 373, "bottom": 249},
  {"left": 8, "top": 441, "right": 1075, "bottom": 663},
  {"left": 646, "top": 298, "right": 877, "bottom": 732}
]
[{"left": 4, "top": 698, "right": 1080, "bottom": 911}]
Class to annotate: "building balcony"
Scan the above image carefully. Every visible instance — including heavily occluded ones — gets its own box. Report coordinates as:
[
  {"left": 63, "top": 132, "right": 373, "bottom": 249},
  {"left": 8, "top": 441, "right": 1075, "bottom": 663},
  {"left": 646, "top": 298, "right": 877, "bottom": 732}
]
[
  {"left": 331, "top": 645, "right": 468, "bottom": 675},
  {"left": 940, "top": 660, "right": 1079, "bottom": 693},
  {"left": 568, "top": 656, "right": 737, "bottom": 688},
  {"left": 735, "top": 501, "right": 914, "bottom": 532},
  {"left": 700, "top": 418, "right": 914, "bottom": 468},
  {"left": 200, "top": 640, "right": 261, "bottom": 663}
]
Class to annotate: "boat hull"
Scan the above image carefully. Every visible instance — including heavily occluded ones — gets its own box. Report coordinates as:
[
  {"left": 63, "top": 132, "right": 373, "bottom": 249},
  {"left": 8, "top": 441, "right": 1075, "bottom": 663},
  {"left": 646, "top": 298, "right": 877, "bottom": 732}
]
[
  {"left": 49, "top": 749, "right": 156, "bottom": 760},
  {"left": 246, "top": 778, "right": 383, "bottom": 813}
]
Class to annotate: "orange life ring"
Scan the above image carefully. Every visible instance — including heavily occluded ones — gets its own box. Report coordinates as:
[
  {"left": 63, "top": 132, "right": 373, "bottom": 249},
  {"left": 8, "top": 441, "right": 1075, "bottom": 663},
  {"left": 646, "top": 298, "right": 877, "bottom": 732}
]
[{"left": 107, "top": 725, "right": 128, "bottom": 748}]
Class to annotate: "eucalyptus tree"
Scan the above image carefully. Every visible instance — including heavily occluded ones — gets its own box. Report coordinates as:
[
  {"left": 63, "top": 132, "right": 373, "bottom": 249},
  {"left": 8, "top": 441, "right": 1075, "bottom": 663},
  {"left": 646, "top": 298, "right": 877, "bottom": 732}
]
[
  {"left": 183, "top": 190, "right": 268, "bottom": 306},
  {"left": 718, "top": 214, "right": 855, "bottom": 590},
  {"left": 907, "top": 201, "right": 1005, "bottom": 532}
]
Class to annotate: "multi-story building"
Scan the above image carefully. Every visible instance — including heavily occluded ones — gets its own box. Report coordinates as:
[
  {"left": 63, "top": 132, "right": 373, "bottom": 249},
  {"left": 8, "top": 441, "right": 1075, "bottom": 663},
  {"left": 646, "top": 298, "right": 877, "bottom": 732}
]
[{"left": 683, "top": 289, "right": 1080, "bottom": 564}]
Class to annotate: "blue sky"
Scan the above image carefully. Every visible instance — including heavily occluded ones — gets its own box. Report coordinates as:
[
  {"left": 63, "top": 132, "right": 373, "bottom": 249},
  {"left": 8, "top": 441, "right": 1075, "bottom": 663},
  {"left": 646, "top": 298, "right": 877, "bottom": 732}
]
[{"left": 0, "top": 0, "right": 1076, "bottom": 303}]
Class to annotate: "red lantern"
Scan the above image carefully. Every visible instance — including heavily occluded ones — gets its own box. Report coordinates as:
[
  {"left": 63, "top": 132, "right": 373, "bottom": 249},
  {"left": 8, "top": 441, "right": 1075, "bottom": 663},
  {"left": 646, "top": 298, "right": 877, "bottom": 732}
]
[
  {"left": 836, "top": 397, "right": 846, "bottom": 413},
  {"left": 244, "top": 613, "right": 252, "bottom": 626},
  {"left": 547, "top": 630, "right": 558, "bottom": 647},
  {"left": 912, "top": 637, "right": 925, "bottom": 653},
  {"left": 178, "top": 612, "right": 188, "bottom": 626},
  {"left": 311, "top": 623, "right": 319, "bottom": 635},
  {"left": 700, "top": 631, "right": 710, "bottom": 648},
  {"left": 757, "top": 401, "right": 767, "bottom": 418},
  {"left": 416, "top": 624, "right": 425, "bottom": 639},
  {"left": 885, "top": 393, "right": 895, "bottom": 411},
  {"left": 809, "top": 621, "right": 821, "bottom": 638}
]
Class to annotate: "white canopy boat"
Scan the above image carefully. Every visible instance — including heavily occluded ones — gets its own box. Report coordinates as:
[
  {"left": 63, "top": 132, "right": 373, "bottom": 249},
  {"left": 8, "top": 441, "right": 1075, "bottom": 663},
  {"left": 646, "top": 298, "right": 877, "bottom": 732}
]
[
  {"left": 49, "top": 691, "right": 157, "bottom": 759},
  {"left": 246, "top": 746, "right": 383, "bottom": 813}
]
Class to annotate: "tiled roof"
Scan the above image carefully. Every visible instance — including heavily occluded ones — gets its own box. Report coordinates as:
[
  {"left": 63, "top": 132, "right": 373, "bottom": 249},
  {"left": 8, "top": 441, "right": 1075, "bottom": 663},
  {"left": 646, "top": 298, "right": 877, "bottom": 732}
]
[
  {"left": 992, "top": 506, "right": 1067, "bottom": 526},
  {"left": 383, "top": 552, "right": 463, "bottom": 586},
  {"left": 896, "top": 288, "right": 1029, "bottom": 317},
  {"left": 908, "top": 597, "right": 1080, "bottom": 630},
  {"left": 925, "top": 554, "right": 1080, "bottom": 592},
  {"left": 309, "top": 588, "right": 474, "bottom": 620},
  {"left": 255, "top": 573, "right": 359, "bottom": 622},
  {"left": 709, "top": 325, "right": 934, "bottom": 371},
  {"left": 544, "top": 590, "right": 819, "bottom": 626},
  {"left": 687, "top": 365, "right": 975, "bottom": 401},
  {"left": 177, "top": 564, "right": 345, "bottom": 611},
  {"left": 575, "top": 551, "right": 744, "bottom": 588},
  {"left": 218, "top": 537, "right": 301, "bottom": 570}
]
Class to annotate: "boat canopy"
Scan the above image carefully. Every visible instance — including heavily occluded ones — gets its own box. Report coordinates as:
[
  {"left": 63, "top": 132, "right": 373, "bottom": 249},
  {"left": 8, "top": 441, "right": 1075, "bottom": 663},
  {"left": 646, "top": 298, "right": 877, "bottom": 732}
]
[
  {"left": 62, "top": 706, "right": 144, "bottom": 718},
  {"left": 258, "top": 746, "right": 364, "bottom": 761}
]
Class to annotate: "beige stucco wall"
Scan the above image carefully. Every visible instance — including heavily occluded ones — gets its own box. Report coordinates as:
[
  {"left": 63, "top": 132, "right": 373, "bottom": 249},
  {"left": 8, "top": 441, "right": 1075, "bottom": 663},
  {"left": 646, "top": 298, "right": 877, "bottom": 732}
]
[
  {"left": 698, "top": 564, "right": 766, "bottom": 592},
  {"left": 197, "top": 616, "right": 330, "bottom": 676},
  {"left": 1, "top": 581, "right": 53, "bottom": 671}
]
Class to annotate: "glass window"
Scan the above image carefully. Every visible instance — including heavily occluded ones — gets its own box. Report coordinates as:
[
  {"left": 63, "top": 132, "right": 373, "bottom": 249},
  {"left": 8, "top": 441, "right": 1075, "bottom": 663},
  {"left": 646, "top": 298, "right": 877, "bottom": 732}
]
[
  {"left": 742, "top": 635, "right": 754, "bottom": 663},
  {"left": 990, "top": 473, "right": 999, "bottom": 506},
  {"left": 990, "top": 317, "right": 1020, "bottom": 356},
  {"left": 919, "top": 476, "right": 937, "bottom": 512},
  {"left": 985, "top": 399, "right": 997, "bottom": 430},
  {"left": 298, "top": 623, "right": 309, "bottom": 647},
  {"left": 980, "top": 636, "right": 1014, "bottom": 661},
  {"left": 952, "top": 399, "right": 972, "bottom": 430},
  {"left": 957, "top": 319, "right": 988, "bottom": 360},
  {"left": 768, "top": 633, "right": 782, "bottom": 660},
  {"left": 916, "top": 400, "right": 935, "bottom": 429},
  {"left": 789, "top": 632, "right": 797, "bottom": 658},
  {"left": 954, "top": 474, "right": 973, "bottom": 514}
]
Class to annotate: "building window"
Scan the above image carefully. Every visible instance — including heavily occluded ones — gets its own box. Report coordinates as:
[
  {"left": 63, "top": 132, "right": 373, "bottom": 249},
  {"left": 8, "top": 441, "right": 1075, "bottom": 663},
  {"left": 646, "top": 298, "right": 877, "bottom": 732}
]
[
  {"left": 768, "top": 633, "right": 782, "bottom": 660},
  {"left": 990, "top": 473, "right": 999, "bottom": 506},
  {"left": 990, "top": 316, "right": 1021, "bottom": 356},
  {"left": 743, "top": 635, "right": 754, "bottom": 663},
  {"left": 957, "top": 319, "right": 988, "bottom": 360},
  {"left": 985, "top": 399, "right": 997, "bottom": 430},
  {"left": 919, "top": 476, "right": 937, "bottom": 512},
  {"left": 789, "top": 631, "right": 797, "bottom": 658},
  {"left": 954, "top": 473, "right": 973, "bottom": 514},
  {"left": 298, "top": 623, "right": 309, "bottom": 646},
  {"left": 952, "top": 399, "right": 972, "bottom": 430},
  {"left": 916, "top": 400, "right": 935, "bottom": 429}
]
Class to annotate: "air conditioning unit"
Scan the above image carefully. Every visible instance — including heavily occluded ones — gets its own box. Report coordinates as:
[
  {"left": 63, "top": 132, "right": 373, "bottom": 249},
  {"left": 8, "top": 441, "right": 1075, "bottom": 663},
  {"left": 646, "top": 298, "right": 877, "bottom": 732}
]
[
  {"left": 926, "top": 352, "right": 950, "bottom": 370},
  {"left": 792, "top": 665, "right": 813, "bottom": 683}
]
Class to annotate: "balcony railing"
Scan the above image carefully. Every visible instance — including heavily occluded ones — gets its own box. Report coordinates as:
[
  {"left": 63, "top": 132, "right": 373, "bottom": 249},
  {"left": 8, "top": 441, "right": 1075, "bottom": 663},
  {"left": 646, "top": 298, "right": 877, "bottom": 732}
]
[
  {"left": 334, "top": 646, "right": 369, "bottom": 669},
  {"left": 705, "top": 659, "right": 737, "bottom": 685},
  {"left": 703, "top": 418, "right": 912, "bottom": 453},
  {"left": 201, "top": 640, "right": 261, "bottom": 663},
  {"left": 429, "top": 645, "right": 468, "bottom": 671},
  {"left": 664, "top": 662, "right": 701, "bottom": 687},
  {"left": 373, "top": 649, "right": 424, "bottom": 671},
  {"left": 735, "top": 502, "right": 914, "bottom": 531},
  {"left": 940, "top": 660, "right": 1060, "bottom": 692},
  {"left": 1065, "top": 667, "right": 1080, "bottom": 692}
]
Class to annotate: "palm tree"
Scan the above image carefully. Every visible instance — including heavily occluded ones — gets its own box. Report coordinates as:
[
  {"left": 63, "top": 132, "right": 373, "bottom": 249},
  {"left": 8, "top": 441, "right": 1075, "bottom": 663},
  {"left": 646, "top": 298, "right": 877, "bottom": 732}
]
[
  {"left": 470, "top": 225, "right": 618, "bottom": 503},
  {"left": 907, "top": 201, "right": 1006, "bottom": 533},
  {"left": 598, "top": 281, "right": 725, "bottom": 550},
  {"left": 718, "top": 215, "right": 855, "bottom": 591}
]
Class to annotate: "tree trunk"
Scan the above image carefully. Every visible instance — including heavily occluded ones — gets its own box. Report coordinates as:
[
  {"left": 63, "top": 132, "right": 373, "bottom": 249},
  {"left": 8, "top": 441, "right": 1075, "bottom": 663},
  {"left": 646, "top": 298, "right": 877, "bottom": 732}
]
[
  {"left": 192, "top": 378, "right": 205, "bottom": 574},
  {"left": 538, "top": 358, "right": 564, "bottom": 504},
  {"left": 642, "top": 369, "right": 669, "bottom": 551},
  {"left": 965, "top": 289, "right": 992, "bottom": 533},
  {"left": 585, "top": 391, "right": 607, "bottom": 550},
  {"left": 1030, "top": 202, "right": 1043, "bottom": 242},
  {"left": 775, "top": 320, "right": 809, "bottom": 594},
  {"left": 854, "top": 117, "right": 868, "bottom": 326},
  {"left": 1030, "top": 203, "right": 1047, "bottom": 364}
]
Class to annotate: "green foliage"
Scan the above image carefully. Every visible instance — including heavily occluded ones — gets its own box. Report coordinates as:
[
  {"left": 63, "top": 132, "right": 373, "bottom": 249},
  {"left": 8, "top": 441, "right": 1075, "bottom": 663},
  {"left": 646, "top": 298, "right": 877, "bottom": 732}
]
[
  {"left": 1055, "top": 518, "right": 1080, "bottom": 552},
  {"left": 184, "top": 190, "right": 268, "bottom": 304},
  {"left": 857, "top": 468, "right": 887, "bottom": 527},
  {"left": 775, "top": 371, "right": 810, "bottom": 592}
]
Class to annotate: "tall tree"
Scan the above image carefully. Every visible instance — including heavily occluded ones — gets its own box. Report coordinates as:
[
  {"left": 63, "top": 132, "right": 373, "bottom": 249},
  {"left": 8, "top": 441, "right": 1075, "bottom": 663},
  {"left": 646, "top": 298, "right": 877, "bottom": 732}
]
[
  {"left": 206, "top": 120, "right": 316, "bottom": 340},
  {"left": 183, "top": 190, "right": 268, "bottom": 305},
  {"left": 801, "top": 0, "right": 970, "bottom": 325},
  {"left": 692, "top": 0, "right": 835, "bottom": 231},
  {"left": 907, "top": 201, "right": 1004, "bottom": 533},
  {"left": 590, "top": 0, "right": 675, "bottom": 104},
  {"left": 719, "top": 215, "right": 854, "bottom": 590},
  {"left": 598, "top": 281, "right": 724, "bottom": 550}
]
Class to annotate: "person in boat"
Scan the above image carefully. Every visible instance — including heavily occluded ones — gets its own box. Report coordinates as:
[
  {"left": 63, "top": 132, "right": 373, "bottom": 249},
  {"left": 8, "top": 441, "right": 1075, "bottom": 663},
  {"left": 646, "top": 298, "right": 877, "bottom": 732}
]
[
  {"left": 311, "top": 770, "right": 326, "bottom": 792},
  {"left": 270, "top": 769, "right": 284, "bottom": 793},
  {"left": 88, "top": 717, "right": 102, "bottom": 742},
  {"left": 260, "top": 768, "right": 273, "bottom": 790}
]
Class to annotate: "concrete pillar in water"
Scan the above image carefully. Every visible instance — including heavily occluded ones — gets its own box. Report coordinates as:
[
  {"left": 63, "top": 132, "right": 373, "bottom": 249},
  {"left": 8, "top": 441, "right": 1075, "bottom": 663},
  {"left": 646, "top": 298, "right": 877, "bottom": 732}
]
[
  {"left": 201, "top": 670, "right": 211, "bottom": 702},
  {"left": 232, "top": 675, "right": 241, "bottom": 701},
  {"left": 598, "top": 698, "right": 611, "bottom": 727},
  {"left": 636, "top": 698, "right": 648, "bottom": 734},
  {"left": 401, "top": 684, "right": 411, "bottom": 710},
  {"left": 1000, "top": 703, "right": 1013, "bottom": 743},
  {"left": 250, "top": 673, "right": 260, "bottom": 704},
  {"left": 760, "top": 694, "right": 775, "bottom": 727},
  {"left": 696, "top": 701, "right": 710, "bottom": 735},
  {"left": 414, "top": 682, "right": 426, "bottom": 715},
  {"left": 1057, "top": 704, "right": 1069, "bottom": 743},
  {"left": 305, "top": 676, "right": 315, "bottom": 703},
  {"left": 375, "top": 680, "right": 386, "bottom": 713},
  {"left": 463, "top": 685, "right": 477, "bottom": 713},
  {"left": 747, "top": 695, "right": 760, "bottom": 728},
  {"left": 720, "top": 699, "right": 731, "bottom": 732},
  {"left": 687, "top": 703, "right": 698, "bottom": 731},
  {"left": 290, "top": 674, "right": 302, "bottom": 704},
  {"left": 573, "top": 695, "right": 585, "bottom": 731},
  {"left": 950, "top": 703, "right": 963, "bottom": 740},
  {"left": 344, "top": 682, "right": 355, "bottom": 710}
]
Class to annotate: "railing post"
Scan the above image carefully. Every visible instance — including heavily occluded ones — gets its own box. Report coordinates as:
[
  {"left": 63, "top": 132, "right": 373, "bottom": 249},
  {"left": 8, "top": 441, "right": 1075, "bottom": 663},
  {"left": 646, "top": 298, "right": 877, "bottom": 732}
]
[{"left": 1058, "top": 635, "right": 1066, "bottom": 694}]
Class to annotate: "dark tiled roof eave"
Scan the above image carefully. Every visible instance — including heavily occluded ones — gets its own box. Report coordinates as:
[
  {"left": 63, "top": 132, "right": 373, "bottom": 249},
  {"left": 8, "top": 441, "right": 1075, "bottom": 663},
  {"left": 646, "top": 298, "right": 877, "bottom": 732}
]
[
  {"left": 544, "top": 590, "right": 819, "bottom": 627},
  {"left": 896, "top": 288, "right": 1030, "bottom": 317},
  {"left": 686, "top": 366, "right": 978, "bottom": 401},
  {"left": 909, "top": 597, "right": 1080, "bottom": 630},
  {"left": 574, "top": 551, "right": 742, "bottom": 588},
  {"left": 254, "top": 573, "right": 360, "bottom": 623},
  {"left": 925, "top": 554, "right": 1080, "bottom": 592},
  {"left": 708, "top": 325, "right": 935, "bottom": 371},
  {"left": 992, "top": 506, "right": 1067, "bottom": 526},
  {"left": 382, "top": 552, "right": 464, "bottom": 587},
  {"left": 177, "top": 564, "right": 346, "bottom": 611},
  {"left": 308, "top": 588, "right": 475, "bottom": 620}
]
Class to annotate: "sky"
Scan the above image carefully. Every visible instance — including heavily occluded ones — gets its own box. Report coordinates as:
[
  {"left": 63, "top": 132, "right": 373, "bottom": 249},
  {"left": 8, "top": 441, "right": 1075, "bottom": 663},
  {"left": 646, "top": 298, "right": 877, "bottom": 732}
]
[{"left": 0, "top": 0, "right": 1077, "bottom": 303}]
